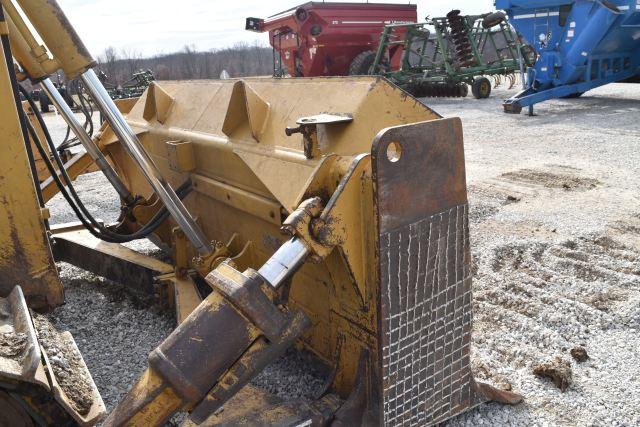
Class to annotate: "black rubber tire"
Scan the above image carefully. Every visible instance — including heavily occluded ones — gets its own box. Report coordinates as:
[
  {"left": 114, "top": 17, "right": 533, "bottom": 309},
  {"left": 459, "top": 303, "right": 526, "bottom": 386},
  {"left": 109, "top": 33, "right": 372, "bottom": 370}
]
[
  {"left": 38, "top": 90, "right": 50, "bottom": 113},
  {"left": 0, "top": 391, "right": 35, "bottom": 427},
  {"left": 482, "top": 11, "right": 506, "bottom": 29},
  {"left": 349, "top": 50, "right": 377, "bottom": 75},
  {"left": 458, "top": 83, "right": 469, "bottom": 98},
  {"left": 560, "top": 92, "right": 584, "bottom": 99},
  {"left": 520, "top": 44, "right": 538, "bottom": 68},
  {"left": 472, "top": 77, "right": 492, "bottom": 99}
]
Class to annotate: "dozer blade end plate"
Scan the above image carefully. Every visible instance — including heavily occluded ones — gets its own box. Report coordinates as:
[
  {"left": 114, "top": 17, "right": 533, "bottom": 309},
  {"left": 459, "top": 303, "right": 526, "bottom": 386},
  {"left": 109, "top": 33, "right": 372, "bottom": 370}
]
[{"left": 373, "top": 118, "right": 484, "bottom": 426}]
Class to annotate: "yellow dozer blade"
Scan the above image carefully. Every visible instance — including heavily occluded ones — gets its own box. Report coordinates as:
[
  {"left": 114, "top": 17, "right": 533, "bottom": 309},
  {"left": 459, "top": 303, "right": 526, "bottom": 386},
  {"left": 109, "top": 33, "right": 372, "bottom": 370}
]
[
  {"left": 0, "top": 0, "right": 522, "bottom": 424},
  {"left": 91, "top": 77, "right": 521, "bottom": 426}
]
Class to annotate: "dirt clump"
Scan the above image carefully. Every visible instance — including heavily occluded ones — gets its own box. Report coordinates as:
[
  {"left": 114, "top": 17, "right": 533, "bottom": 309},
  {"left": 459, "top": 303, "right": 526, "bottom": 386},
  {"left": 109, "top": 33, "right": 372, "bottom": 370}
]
[
  {"left": 32, "top": 314, "right": 94, "bottom": 416},
  {"left": 570, "top": 346, "right": 589, "bottom": 363},
  {"left": 505, "top": 195, "right": 521, "bottom": 203},
  {"left": 533, "top": 357, "right": 573, "bottom": 392},
  {"left": 501, "top": 169, "right": 600, "bottom": 191},
  {"left": 0, "top": 331, "right": 27, "bottom": 358}
]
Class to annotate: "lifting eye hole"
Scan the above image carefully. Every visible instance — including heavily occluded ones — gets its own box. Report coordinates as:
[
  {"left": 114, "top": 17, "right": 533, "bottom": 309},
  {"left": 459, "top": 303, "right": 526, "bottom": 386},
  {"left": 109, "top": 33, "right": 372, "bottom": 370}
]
[
  {"left": 386, "top": 142, "right": 402, "bottom": 163},
  {"left": 295, "top": 8, "right": 308, "bottom": 21},
  {"left": 310, "top": 25, "right": 322, "bottom": 36}
]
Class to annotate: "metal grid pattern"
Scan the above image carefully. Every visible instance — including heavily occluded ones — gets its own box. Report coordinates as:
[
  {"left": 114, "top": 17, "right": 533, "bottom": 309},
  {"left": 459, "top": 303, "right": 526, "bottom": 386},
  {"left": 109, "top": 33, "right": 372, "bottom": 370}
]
[{"left": 379, "top": 204, "right": 478, "bottom": 426}]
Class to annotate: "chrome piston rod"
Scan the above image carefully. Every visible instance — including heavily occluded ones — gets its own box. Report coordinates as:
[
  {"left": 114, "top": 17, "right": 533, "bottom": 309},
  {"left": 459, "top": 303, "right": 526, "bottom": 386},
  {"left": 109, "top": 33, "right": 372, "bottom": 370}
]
[
  {"left": 258, "top": 237, "right": 310, "bottom": 288},
  {"left": 40, "top": 78, "right": 134, "bottom": 204},
  {"left": 80, "top": 68, "right": 213, "bottom": 255}
]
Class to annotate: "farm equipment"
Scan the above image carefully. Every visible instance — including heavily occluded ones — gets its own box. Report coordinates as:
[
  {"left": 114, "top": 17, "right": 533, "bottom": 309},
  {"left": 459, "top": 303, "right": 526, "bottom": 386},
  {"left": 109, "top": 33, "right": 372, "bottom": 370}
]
[
  {"left": 498, "top": 0, "right": 640, "bottom": 113},
  {"left": 246, "top": 2, "right": 417, "bottom": 77},
  {"left": 0, "top": 0, "right": 522, "bottom": 426},
  {"left": 370, "top": 10, "right": 535, "bottom": 98},
  {"left": 100, "top": 69, "right": 155, "bottom": 100}
]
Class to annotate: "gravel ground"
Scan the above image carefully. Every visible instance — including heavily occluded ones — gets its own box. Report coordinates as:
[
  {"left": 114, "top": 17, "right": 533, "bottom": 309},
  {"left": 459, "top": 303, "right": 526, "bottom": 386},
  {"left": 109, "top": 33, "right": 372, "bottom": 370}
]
[
  {"left": 430, "top": 84, "right": 640, "bottom": 426},
  {"left": 44, "top": 114, "right": 177, "bottom": 411},
  {"left": 41, "top": 83, "right": 640, "bottom": 425}
]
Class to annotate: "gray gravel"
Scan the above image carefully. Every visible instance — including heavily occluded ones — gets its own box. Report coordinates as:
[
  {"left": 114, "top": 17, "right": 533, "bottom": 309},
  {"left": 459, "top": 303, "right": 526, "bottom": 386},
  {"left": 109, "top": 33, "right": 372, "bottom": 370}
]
[
  {"left": 41, "top": 83, "right": 640, "bottom": 424},
  {"left": 43, "top": 115, "right": 328, "bottom": 414},
  {"left": 44, "top": 114, "right": 176, "bottom": 411},
  {"left": 45, "top": 264, "right": 175, "bottom": 410},
  {"left": 430, "top": 83, "right": 640, "bottom": 426}
]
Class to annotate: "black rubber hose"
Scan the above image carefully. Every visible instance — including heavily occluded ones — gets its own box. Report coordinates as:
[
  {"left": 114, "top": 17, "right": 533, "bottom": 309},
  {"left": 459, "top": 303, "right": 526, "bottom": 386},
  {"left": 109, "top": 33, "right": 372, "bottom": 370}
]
[
  {"left": 75, "top": 79, "right": 94, "bottom": 136},
  {"left": 25, "top": 116, "right": 124, "bottom": 242},
  {"left": 22, "top": 83, "right": 184, "bottom": 239},
  {"left": 21, "top": 84, "right": 121, "bottom": 237},
  {"left": 20, "top": 84, "right": 191, "bottom": 242},
  {"left": 25, "top": 114, "right": 191, "bottom": 242},
  {"left": 0, "top": 9, "right": 48, "bottom": 226},
  {"left": 59, "top": 79, "right": 94, "bottom": 151}
]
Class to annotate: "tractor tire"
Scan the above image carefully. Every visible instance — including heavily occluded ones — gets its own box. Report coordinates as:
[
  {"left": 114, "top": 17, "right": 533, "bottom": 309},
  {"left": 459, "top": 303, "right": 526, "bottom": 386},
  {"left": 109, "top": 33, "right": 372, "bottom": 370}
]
[
  {"left": 349, "top": 50, "right": 377, "bottom": 76},
  {"left": 38, "top": 90, "right": 50, "bottom": 113},
  {"left": 472, "top": 77, "right": 492, "bottom": 99},
  {"left": 482, "top": 11, "right": 506, "bottom": 29}
]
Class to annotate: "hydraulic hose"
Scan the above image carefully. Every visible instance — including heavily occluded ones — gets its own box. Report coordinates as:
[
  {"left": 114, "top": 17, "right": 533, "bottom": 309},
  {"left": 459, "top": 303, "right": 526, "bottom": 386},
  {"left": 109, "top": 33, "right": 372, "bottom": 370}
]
[{"left": 19, "top": 84, "right": 191, "bottom": 243}]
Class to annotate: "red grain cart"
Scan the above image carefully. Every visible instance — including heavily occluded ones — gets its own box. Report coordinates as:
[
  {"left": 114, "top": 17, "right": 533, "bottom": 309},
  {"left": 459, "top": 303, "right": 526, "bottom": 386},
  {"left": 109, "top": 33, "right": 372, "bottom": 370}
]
[{"left": 246, "top": 2, "right": 417, "bottom": 77}]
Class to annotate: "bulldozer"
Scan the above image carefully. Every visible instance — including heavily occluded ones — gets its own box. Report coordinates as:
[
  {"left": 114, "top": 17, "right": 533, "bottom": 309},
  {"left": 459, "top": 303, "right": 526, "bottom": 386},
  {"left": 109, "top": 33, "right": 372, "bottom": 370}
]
[{"left": 0, "top": 0, "right": 522, "bottom": 425}]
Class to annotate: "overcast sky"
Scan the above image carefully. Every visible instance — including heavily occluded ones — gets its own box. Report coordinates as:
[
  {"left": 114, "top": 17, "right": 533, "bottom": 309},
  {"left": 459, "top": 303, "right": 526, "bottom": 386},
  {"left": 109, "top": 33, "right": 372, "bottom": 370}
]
[{"left": 57, "top": 0, "right": 495, "bottom": 58}]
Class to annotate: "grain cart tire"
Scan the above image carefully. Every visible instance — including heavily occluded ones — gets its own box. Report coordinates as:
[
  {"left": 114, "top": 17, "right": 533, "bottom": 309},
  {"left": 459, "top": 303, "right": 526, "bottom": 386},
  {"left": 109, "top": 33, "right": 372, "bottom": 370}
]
[
  {"left": 38, "top": 90, "right": 50, "bottom": 113},
  {"left": 482, "top": 11, "right": 506, "bottom": 29},
  {"left": 349, "top": 50, "right": 377, "bottom": 75},
  {"left": 472, "top": 77, "right": 492, "bottom": 99}
]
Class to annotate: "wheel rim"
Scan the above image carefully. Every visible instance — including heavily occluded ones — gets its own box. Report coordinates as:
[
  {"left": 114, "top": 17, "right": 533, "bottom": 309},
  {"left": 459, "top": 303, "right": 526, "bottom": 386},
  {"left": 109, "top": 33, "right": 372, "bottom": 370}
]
[
  {"left": 0, "top": 391, "right": 35, "bottom": 427},
  {"left": 481, "top": 82, "right": 490, "bottom": 97}
]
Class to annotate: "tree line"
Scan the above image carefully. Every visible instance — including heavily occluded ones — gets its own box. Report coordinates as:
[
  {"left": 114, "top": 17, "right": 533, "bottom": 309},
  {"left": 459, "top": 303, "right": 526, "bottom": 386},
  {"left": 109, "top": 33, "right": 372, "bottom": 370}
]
[{"left": 96, "top": 42, "right": 274, "bottom": 85}]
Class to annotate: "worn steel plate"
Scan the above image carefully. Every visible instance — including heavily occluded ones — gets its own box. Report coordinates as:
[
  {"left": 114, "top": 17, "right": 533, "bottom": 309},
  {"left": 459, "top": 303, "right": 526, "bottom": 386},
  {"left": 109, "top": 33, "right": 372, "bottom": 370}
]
[{"left": 372, "top": 118, "right": 483, "bottom": 426}]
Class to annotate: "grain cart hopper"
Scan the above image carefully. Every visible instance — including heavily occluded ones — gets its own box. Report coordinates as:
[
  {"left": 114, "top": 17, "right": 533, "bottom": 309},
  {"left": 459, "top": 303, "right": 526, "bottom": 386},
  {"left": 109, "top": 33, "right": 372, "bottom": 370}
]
[
  {"left": 369, "top": 10, "right": 535, "bottom": 98},
  {"left": 498, "top": 0, "right": 640, "bottom": 113},
  {"left": 246, "top": 2, "right": 416, "bottom": 77},
  {"left": 0, "top": 0, "right": 521, "bottom": 425}
]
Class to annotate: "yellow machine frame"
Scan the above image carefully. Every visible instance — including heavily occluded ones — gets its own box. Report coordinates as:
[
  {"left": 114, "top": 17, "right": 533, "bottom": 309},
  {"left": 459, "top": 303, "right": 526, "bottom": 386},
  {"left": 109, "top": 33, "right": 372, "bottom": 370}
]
[{"left": 0, "top": 1, "right": 522, "bottom": 425}]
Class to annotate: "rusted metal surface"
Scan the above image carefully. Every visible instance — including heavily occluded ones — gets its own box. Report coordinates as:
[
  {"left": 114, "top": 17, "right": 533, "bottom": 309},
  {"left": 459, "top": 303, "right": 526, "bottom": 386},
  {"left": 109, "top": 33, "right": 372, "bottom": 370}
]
[
  {"left": 285, "top": 114, "right": 353, "bottom": 159},
  {"left": 51, "top": 225, "right": 173, "bottom": 295},
  {"left": 373, "top": 118, "right": 467, "bottom": 234},
  {"left": 372, "top": 119, "right": 521, "bottom": 425},
  {"left": 183, "top": 384, "right": 284, "bottom": 426},
  {"left": 3, "top": 6, "right": 522, "bottom": 419},
  {"left": 104, "top": 258, "right": 313, "bottom": 426},
  {"left": 148, "top": 290, "right": 256, "bottom": 403},
  {"left": 190, "top": 309, "right": 310, "bottom": 423},
  {"left": 208, "top": 263, "right": 287, "bottom": 342},
  {"left": 197, "top": 394, "right": 342, "bottom": 426}
]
